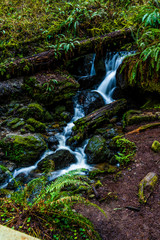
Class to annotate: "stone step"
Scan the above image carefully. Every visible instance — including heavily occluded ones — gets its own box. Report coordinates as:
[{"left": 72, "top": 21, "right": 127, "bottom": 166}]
[{"left": 0, "top": 225, "right": 40, "bottom": 240}]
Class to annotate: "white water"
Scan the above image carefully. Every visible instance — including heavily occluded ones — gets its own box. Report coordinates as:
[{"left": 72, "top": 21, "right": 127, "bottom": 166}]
[
  {"left": 95, "top": 52, "right": 127, "bottom": 104},
  {"left": 0, "top": 52, "right": 127, "bottom": 188}
]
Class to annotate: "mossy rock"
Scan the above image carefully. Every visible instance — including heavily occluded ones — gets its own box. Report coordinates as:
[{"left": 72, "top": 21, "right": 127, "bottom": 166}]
[
  {"left": 122, "top": 109, "right": 159, "bottom": 127},
  {"left": 138, "top": 172, "right": 158, "bottom": 204},
  {"left": 0, "top": 134, "right": 47, "bottom": 167},
  {"left": 18, "top": 103, "right": 44, "bottom": 120},
  {"left": 24, "top": 124, "right": 35, "bottom": 132},
  {"left": 38, "top": 149, "right": 76, "bottom": 171},
  {"left": 85, "top": 135, "right": 111, "bottom": 164},
  {"left": 26, "top": 118, "right": 46, "bottom": 133},
  {"left": 151, "top": 140, "right": 160, "bottom": 153},
  {"left": 6, "top": 118, "right": 25, "bottom": 130},
  {"left": 7, "top": 118, "right": 20, "bottom": 127},
  {"left": 24, "top": 73, "right": 80, "bottom": 106}
]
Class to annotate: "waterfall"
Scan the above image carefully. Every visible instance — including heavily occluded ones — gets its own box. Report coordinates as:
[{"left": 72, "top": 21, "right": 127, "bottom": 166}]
[
  {"left": 0, "top": 52, "right": 127, "bottom": 188},
  {"left": 95, "top": 52, "right": 127, "bottom": 104},
  {"left": 90, "top": 53, "right": 96, "bottom": 76}
]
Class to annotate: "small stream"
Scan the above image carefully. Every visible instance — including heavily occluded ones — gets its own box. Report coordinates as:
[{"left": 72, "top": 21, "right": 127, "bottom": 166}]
[{"left": 0, "top": 51, "right": 128, "bottom": 188}]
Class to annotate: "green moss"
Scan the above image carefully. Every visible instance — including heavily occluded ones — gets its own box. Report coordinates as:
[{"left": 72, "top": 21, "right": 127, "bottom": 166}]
[
  {"left": 0, "top": 135, "right": 47, "bottom": 165},
  {"left": 11, "top": 120, "right": 25, "bottom": 130},
  {"left": 25, "top": 124, "right": 35, "bottom": 132},
  {"left": 110, "top": 136, "right": 136, "bottom": 165},
  {"left": 7, "top": 118, "right": 20, "bottom": 127},
  {"left": 138, "top": 172, "right": 158, "bottom": 204},
  {"left": 151, "top": 140, "right": 160, "bottom": 153},
  {"left": 18, "top": 103, "right": 44, "bottom": 121},
  {"left": 26, "top": 118, "right": 46, "bottom": 133}
]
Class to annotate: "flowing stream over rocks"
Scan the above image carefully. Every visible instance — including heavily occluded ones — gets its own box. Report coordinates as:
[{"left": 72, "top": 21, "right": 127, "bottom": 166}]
[{"left": 0, "top": 51, "right": 128, "bottom": 188}]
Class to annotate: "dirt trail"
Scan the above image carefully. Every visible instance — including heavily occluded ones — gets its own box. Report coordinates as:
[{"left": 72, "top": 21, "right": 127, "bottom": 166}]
[{"left": 76, "top": 126, "right": 160, "bottom": 240}]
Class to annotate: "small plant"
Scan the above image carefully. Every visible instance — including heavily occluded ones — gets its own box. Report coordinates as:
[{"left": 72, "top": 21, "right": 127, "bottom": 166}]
[
  {"left": 111, "top": 136, "right": 136, "bottom": 166},
  {"left": 42, "top": 79, "right": 58, "bottom": 93}
]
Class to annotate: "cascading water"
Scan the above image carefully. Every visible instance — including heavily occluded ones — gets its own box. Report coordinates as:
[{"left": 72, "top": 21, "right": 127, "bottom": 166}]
[
  {"left": 0, "top": 51, "right": 127, "bottom": 188},
  {"left": 95, "top": 52, "right": 127, "bottom": 104},
  {"left": 48, "top": 102, "right": 90, "bottom": 181}
]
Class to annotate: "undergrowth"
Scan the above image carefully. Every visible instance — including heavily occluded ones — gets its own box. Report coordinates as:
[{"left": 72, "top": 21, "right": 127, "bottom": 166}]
[
  {"left": 0, "top": 170, "right": 105, "bottom": 240},
  {"left": 120, "top": 0, "right": 160, "bottom": 84},
  {"left": 0, "top": 0, "right": 146, "bottom": 65}
]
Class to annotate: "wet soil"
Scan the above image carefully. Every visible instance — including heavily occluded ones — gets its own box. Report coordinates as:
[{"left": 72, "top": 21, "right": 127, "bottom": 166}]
[{"left": 75, "top": 124, "right": 160, "bottom": 240}]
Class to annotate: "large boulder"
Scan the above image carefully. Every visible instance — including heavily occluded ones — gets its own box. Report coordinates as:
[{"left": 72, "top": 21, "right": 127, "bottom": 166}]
[
  {"left": 37, "top": 149, "right": 76, "bottom": 171},
  {"left": 0, "top": 134, "right": 47, "bottom": 167},
  {"left": 85, "top": 135, "right": 111, "bottom": 164},
  {"left": 78, "top": 91, "right": 104, "bottom": 115}
]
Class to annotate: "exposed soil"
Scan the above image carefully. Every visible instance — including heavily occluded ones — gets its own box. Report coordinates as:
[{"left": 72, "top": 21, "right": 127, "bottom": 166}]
[{"left": 75, "top": 123, "right": 160, "bottom": 240}]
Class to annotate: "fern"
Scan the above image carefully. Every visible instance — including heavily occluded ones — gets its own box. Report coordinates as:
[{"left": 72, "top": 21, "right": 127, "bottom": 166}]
[{"left": 1, "top": 170, "right": 105, "bottom": 239}]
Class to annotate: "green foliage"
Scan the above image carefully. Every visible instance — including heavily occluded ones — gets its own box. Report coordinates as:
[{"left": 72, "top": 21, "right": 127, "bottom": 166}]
[
  {"left": 42, "top": 79, "right": 58, "bottom": 93},
  {"left": 111, "top": 136, "right": 136, "bottom": 165},
  {"left": 121, "top": 1, "right": 160, "bottom": 84},
  {"left": 0, "top": 171, "right": 104, "bottom": 239}
]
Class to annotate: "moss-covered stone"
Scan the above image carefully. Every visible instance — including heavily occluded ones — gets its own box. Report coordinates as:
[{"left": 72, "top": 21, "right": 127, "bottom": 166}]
[
  {"left": 18, "top": 103, "right": 44, "bottom": 121},
  {"left": 23, "top": 73, "right": 80, "bottom": 107},
  {"left": 117, "top": 55, "right": 160, "bottom": 99},
  {"left": 0, "top": 134, "right": 47, "bottom": 166},
  {"left": 26, "top": 118, "right": 46, "bottom": 132},
  {"left": 85, "top": 135, "right": 111, "bottom": 164},
  {"left": 11, "top": 120, "right": 25, "bottom": 130},
  {"left": 151, "top": 140, "right": 160, "bottom": 153},
  {"left": 7, "top": 118, "right": 20, "bottom": 127},
  {"left": 25, "top": 124, "right": 35, "bottom": 132},
  {"left": 138, "top": 172, "right": 158, "bottom": 204},
  {"left": 122, "top": 109, "right": 160, "bottom": 127}
]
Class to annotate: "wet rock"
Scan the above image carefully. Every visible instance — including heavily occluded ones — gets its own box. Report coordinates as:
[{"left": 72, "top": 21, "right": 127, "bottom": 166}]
[
  {"left": 47, "top": 135, "right": 59, "bottom": 150},
  {"left": 78, "top": 75, "right": 98, "bottom": 90},
  {"left": 85, "top": 135, "right": 111, "bottom": 164},
  {"left": 60, "top": 112, "right": 72, "bottom": 122},
  {"left": 94, "top": 55, "right": 106, "bottom": 80},
  {"left": 0, "top": 134, "right": 47, "bottom": 167},
  {"left": 0, "top": 78, "right": 24, "bottom": 104},
  {"left": 0, "top": 160, "right": 16, "bottom": 172},
  {"left": 151, "top": 140, "right": 160, "bottom": 153},
  {"left": 138, "top": 172, "right": 158, "bottom": 204},
  {"left": 95, "top": 128, "right": 118, "bottom": 140},
  {"left": 78, "top": 91, "right": 104, "bottom": 115},
  {"left": 66, "top": 54, "right": 95, "bottom": 77},
  {"left": 0, "top": 161, "right": 16, "bottom": 185},
  {"left": 38, "top": 149, "right": 76, "bottom": 171}
]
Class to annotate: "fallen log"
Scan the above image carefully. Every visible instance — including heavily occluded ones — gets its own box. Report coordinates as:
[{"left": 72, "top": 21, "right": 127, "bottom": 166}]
[
  {"left": 126, "top": 122, "right": 160, "bottom": 135},
  {"left": 69, "top": 99, "right": 127, "bottom": 145},
  {"left": 0, "top": 28, "right": 133, "bottom": 81}
]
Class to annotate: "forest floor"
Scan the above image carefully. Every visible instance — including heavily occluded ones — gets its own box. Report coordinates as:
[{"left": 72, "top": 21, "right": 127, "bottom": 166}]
[{"left": 75, "top": 123, "right": 160, "bottom": 240}]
